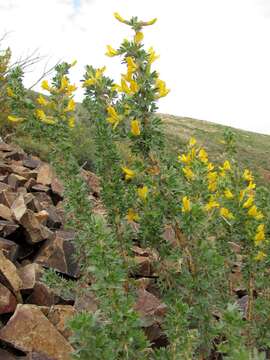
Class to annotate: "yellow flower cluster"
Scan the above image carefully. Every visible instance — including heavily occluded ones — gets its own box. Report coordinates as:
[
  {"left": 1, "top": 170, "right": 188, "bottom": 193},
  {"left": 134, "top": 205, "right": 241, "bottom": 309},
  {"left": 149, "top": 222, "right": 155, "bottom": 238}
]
[{"left": 37, "top": 69, "right": 77, "bottom": 128}]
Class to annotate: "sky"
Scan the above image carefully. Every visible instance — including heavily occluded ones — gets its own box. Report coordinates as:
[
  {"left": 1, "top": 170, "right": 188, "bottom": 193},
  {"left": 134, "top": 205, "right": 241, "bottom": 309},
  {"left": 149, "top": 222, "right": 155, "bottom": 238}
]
[{"left": 1, "top": 0, "right": 270, "bottom": 135}]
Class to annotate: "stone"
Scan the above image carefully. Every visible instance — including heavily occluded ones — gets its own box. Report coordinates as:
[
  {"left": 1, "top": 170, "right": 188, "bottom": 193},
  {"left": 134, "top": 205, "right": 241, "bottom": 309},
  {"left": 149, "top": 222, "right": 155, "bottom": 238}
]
[
  {"left": 236, "top": 295, "right": 249, "bottom": 319},
  {"left": 0, "top": 182, "right": 12, "bottom": 192},
  {"left": 0, "top": 190, "right": 17, "bottom": 208},
  {"left": 0, "top": 250, "right": 22, "bottom": 302},
  {"left": 31, "top": 185, "right": 50, "bottom": 193},
  {"left": 0, "top": 349, "right": 19, "bottom": 359},
  {"left": 0, "top": 204, "right": 13, "bottom": 221},
  {"left": 34, "top": 210, "right": 49, "bottom": 225},
  {"left": 133, "top": 256, "right": 152, "bottom": 277},
  {"left": 44, "top": 206, "right": 62, "bottom": 229},
  {"left": 51, "top": 177, "right": 64, "bottom": 198},
  {"left": 33, "top": 193, "right": 53, "bottom": 209},
  {"left": 19, "top": 210, "right": 53, "bottom": 244},
  {"left": 0, "top": 282, "right": 17, "bottom": 314},
  {"left": 0, "top": 220, "right": 19, "bottom": 237},
  {"left": 0, "top": 304, "right": 74, "bottom": 360},
  {"left": 37, "top": 164, "right": 54, "bottom": 186},
  {"left": 26, "top": 282, "right": 63, "bottom": 307},
  {"left": 8, "top": 174, "right": 27, "bottom": 190},
  {"left": 80, "top": 170, "right": 100, "bottom": 197},
  {"left": 23, "top": 157, "right": 41, "bottom": 170},
  {"left": 134, "top": 289, "right": 167, "bottom": 327},
  {"left": 0, "top": 238, "right": 18, "bottom": 260},
  {"left": 3, "top": 150, "right": 25, "bottom": 161},
  {"left": 35, "top": 231, "right": 79, "bottom": 278},
  {"left": 18, "top": 263, "right": 43, "bottom": 291},
  {"left": 47, "top": 305, "right": 76, "bottom": 339},
  {"left": 26, "top": 353, "right": 54, "bottom": 360},
  {"left": 11, "top": 194, "right": 27, "bottom": 221},
  {"left": 25, "top": 178, "right": 37, "bottom": 191},
  {"left": 74, "top": 291, "right": 98, "bottom": 313}
]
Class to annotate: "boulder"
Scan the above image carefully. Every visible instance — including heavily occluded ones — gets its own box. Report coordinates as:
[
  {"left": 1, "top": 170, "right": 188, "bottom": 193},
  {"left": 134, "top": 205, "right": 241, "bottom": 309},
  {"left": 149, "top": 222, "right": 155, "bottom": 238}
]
[
  {"left": 0, "top": 250, "right": 22, "bottom": 302},
  {"left": 47, "top": 305, "right": 76, "bottom": 339},
  {"left": 0, "top": 282, "right": 17, "bottom": 314},
  {"left": 0, "top": 204, "right": 13, "bottom": 221},
  {"left": 0, "top": 304, "right": 74, "bottom": 360},
  {"left": 35, "top": 231, "right": 79, "bottom": 278},
  {"left": 19, "top": 210, "right": 53, "bottom": 244},
  {"left": 37, "top": 165, "right": 54, "bottom": 186},
  {"left": 0, "top": 238, "right": 18, "bottom": 260}
]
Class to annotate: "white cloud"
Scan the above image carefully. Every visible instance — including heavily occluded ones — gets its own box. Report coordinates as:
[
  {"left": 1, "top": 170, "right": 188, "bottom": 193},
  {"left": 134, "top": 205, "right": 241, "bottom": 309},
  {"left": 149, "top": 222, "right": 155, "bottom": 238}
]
[{"left": 0, "top": 0, "right": 270, "bottom": 135}]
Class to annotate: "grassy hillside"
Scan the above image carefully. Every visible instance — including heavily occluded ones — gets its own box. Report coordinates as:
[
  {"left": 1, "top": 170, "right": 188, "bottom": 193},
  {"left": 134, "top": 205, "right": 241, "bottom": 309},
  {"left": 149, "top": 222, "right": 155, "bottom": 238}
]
[{"left": 161, "top": 113, "right": 270, "bottom": 184}]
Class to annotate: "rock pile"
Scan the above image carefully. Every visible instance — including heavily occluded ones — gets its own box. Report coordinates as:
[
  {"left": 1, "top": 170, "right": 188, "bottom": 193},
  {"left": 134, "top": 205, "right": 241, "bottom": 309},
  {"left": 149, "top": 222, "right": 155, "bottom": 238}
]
[
  {"left": 0, "top": 143, "right": 77, "bottom": 359},
  {"left": 0, "top": 142, "right": 167, "bottom": 359}
]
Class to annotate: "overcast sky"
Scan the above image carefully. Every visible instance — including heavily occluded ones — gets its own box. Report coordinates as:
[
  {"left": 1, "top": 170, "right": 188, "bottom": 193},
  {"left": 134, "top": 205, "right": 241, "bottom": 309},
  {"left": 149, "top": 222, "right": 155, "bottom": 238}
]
[{"left": 1, "top": 0, "right": 270, "bottom": 135}]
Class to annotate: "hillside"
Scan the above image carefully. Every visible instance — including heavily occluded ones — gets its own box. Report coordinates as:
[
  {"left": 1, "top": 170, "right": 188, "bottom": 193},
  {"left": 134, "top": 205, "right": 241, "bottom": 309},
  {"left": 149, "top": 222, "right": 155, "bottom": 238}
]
[{"left": 161, "top": 113, "right": 270, "bottom": 184}]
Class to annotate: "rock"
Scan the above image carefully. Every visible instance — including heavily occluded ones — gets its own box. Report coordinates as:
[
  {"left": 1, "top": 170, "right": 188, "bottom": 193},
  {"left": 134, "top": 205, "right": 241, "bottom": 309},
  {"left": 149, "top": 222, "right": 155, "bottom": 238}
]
[
  {"left": 0, "top": 220, "right": 19, "bottom": 237},
  {"left": 26, "top": 353, "right": 54, "bottom": 360},
  {"left": 34, "top": 211, "right": 49, "bottom": 225},
  {"left": 31, "top": 185, "right": 50, "bottom": 193},
  {"left": 0, "top": 204, "right": 13, "bottom": 221},
  {"left": 74, "top": 291, "right": 98, "bottom": 313},
  {"left": 33, "top": 193, "right": 53, "bottom": 209},
  {"left": 0, "top": 190, "right": 17, "bottom": 207},
  {"left": 236, "top": 295, "right": 249, "bottom": 319},
  {"left": 134, "top": 289, "right": 167, "bottom": 327},
  {"left": 0, "top": 182, "right": 12, "bottom": 192},
  {"left": 3, "top": 149, "right": 25, "bottom": 161},
  {"left": 26, "top": 282, "right": 63, "bottom": 307},
  {"left": 0, "top": 349, "right": 19, "bottom": 359},
  {"left": 0, "top": 238, "right": 18, "bottom": 260},
  {"left": 81, "top": 170, "right": 100, "bottom": 197},
  {"left": 11, "top": 194, "right": 27, "bottom": 221},
  {"left": 8, "top": 174, "right": 27, "bottom": 191},
  {"left": 133, "top": 256, "right": 152, "bottom": 277},
  {"left": 37, "top": 165, "right": 54, "bottom": 186},
  {"left": 0, "top": 250, "right": 22, "bottom": 302},
  {"left": 44, "top": 206, "right": 62, "bottom": 229},
  {"left": 19, "top": 210, "right": 53, "bottom": 244},
  {"left": 18, "top": 263, "right": 43, "bottom": 291},
  {"left": 0, "top": 282, "right": 17, "bottom": 314},
  {"left": 25, "top": 178, "right": 37, "bottom": 191},
  {"left": 51, "top": 177, "right": 64, "bottom": 199},
  {"left": 0, "top": 304, "right": 74, "bottom": 360},
  {"left": 35, "top": 231, "right": 79, "bottom": 278},
  {"left": 23, "top": 157, "right": 41, "bottom": 170},
  {"left": 47, "top": 305, "right": 76, "bottom": 339},
  {"left": 144, "top": 323, "right": 168, "bottom": 348}
]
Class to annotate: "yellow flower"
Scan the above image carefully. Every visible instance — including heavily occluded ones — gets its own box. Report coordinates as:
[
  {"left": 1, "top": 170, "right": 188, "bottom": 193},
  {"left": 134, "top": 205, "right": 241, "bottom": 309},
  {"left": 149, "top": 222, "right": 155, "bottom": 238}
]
[
  {"left": 155, "top": 79, "right": 170, "bottom": 98},
  {"left": 131, "top": 120, "right": 141, "bottom": 136},
  {"left": 247, "top": 181, "right": 256, "bottom": 190},
  {"left": 207, "top": 171, "right": 218, "bottom": 192},
  {"left": 37, "top": 95, "right": 48, "bottom": 106},
  {"left": 134, "top": 31, "right": 144, "bottom": 44},
  {"left": 7, "top": 115, "right": 24, "bottom": 123},
  {"left": 254, "top": 251, "right": 267, "bottom": 261},
  {"left": 66, "top": 84, "right": 77, "bottom": 94},
  {"left": 220, "top": 207, "right": 234, "bottom": 219},
  {"left": 219, "top": 160, "right": 231, "bottom": 173},
  {"left": 239, "top": 189, "right": 246, "bottom": 202},
  {"left": 182, "top": 196, "right": 191, "bottom": 213},
  {"left": 204, "top": 200, "right": 220, "bottom": 212},
  {"left": 248, "top": 205, "right": 264, "bottom": 220},
  {"left": 126, "top": 57, "right": 137, "bottom": 74},
  {"left": 126, "top": 208, "right": 140, "bottom": 222},
  {"left": 182, "top": 166, "right": 195, "bottom": 180},
  {"left": 6, "top": 87, "right": 15, "bottom": 97},
  {"left": 224, "top": 189, "right": 234, "bottom": 199},
  {"left": 178, "top": 154, "right": 190, "bottom": 164},
  {"left": 243, "top": 196, "right": 254, "bottom": 209},
  {"left": 145, "top": 18, "right": 157, "bottom": 26},
  {"left": 120, "top": 78, "right": 132, "bottom": 94},
  {"left": 198, "top": 148, "right": 208, "bottom": 163},
  {"left": 189, "top": 137, "right": 197, "bottom": 147},
  {"left": 130, "top": 80, "right": 139, "bottom": 93},
  {"left": 83, "top": 78, "right": 96, "bottom": 87},
  {"left": 207, "top": 163, "right": 215, "bottom": 171},
  {"left": 243, "top": 169, "right": 253, "bottom": 182},
  {"left": 65, "top": 98, "right": 76, "bottom": 112},
  {"left": 254, "top": 224, "right": 265, "bottom": 246},
  {"left": 107, "top": 106, "right": 121, "bottom": 129},
  {"left": 68, "top": 116, "right": 75, "bottom": 128},
  {"left": 122, "top": 167, "right": 135, "bottom": 181},
  {"left": 60, "top": 77, "right": 69, "bottom": 91},
  {"left": 138, "top": 185, "right": 148, "bottom": 200},
  {"left": 41, "top": 80, "right": 50, "bottom": 91},
  {"left": 114, "top": 12, "right": 126, "bottom": 23},
  {"left": 148, "top": 47, "right": 159, "bottom": 64},
  {"left": 36, "top": 109, "right": 46, "bottom": 121},
  {"left": 95, "top": 66, "right": 106, "bottom": 79},
  {"left": 105, "top": 45, "right": 118, "bottom": 57}
]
